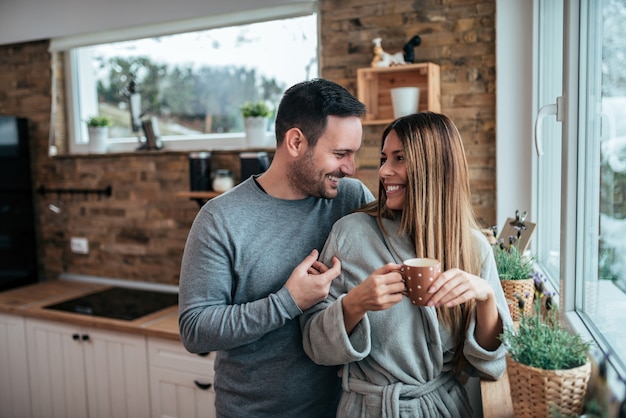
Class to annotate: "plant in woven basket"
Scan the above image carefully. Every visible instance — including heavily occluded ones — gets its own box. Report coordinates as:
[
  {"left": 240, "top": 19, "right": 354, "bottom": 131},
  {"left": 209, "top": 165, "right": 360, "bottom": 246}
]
[
  {"left": 500, "top": 299, "right": 592, "bottom": 417},
  {"left": 494, "top": 243, "right": 535, "bottom": 320}
]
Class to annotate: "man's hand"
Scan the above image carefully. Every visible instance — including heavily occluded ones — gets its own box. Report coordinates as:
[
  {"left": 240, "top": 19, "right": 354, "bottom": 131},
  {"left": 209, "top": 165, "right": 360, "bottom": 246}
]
[{"left": 285, "top": 249, "right": 341, "bottom": 311}]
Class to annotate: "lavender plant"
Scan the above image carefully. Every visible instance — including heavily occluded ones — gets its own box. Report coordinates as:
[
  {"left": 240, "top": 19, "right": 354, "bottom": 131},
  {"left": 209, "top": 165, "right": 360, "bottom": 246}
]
[
  {"left": 493, "top": 243, "right": 535, "bottom": 281},
  {"left": 500, "top": 298, "right": 591, "bottom": 370}
]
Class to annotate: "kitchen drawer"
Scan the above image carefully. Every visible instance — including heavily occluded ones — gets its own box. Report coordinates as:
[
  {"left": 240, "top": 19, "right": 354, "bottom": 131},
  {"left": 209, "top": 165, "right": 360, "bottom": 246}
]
[{"left": 148, "top": 337, "right": 214, "bottom": 375}]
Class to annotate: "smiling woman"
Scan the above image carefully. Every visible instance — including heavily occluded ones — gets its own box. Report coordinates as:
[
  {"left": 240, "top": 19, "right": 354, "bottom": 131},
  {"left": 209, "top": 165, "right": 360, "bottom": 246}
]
[{"left": 50, "top": 3, "right": 319, "bottom": 155}]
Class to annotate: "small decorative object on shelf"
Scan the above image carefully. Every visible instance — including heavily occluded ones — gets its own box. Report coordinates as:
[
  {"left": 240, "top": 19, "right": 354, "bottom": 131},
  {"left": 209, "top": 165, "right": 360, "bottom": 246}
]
[
  {"left": 402, "top": 35, "right": 422, "bottom": 64},
  {"left": 370, "top": 35, "right": 421, "bottom": 68},
  {"left": 212, "top": 169, "right": 234, "bottom": 193},
  {"left": 86, "top": 116, "right": 112, "bottom": 153},
  {"left": 241, "top": 101, "right": 273, "bottom": 148},
  {"left": 493, "top": 210, "right": 538, "bottom": 320},
  {"left": 390, "top": 86, "right": 420, "bottom": 118},
  {"left": 497, "top": 210, "right": 537, "bottom": 253},
  {"left": 138, "top": 115, "right": 163, "bottom": 151},
  {"left": 371, "top": 37, "right": 406, "bottom": 67}
]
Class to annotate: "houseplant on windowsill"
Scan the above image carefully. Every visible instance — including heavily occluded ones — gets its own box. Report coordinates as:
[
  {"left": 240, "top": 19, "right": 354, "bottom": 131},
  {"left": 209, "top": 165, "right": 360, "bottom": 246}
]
[
  {"left": 86, "top": 116, "right": 112, "bottom": 153},
  {"left": 240, "top": 101, "right": 272, "bottom": 148},
  {"left": 494, "top": 242, "right": 535, "bottom": 320},
  {"left": 500, "top": 297, "right": 592, "bottom": 417}
]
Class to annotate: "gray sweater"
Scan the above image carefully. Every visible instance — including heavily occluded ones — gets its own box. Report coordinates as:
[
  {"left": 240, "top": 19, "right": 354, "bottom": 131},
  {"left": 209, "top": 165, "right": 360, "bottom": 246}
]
[
  {"left": 178, "top": 176, "right": 374, "bottom": 418},
  {"left": 301, "top": 213, "right": 513, "bottom": 417}
]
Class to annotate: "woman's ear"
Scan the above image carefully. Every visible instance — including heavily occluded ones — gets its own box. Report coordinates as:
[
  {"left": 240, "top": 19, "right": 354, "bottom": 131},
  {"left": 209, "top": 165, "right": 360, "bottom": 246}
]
[{"left": 284, "top": 128, "right": 307, "bottom": 157}]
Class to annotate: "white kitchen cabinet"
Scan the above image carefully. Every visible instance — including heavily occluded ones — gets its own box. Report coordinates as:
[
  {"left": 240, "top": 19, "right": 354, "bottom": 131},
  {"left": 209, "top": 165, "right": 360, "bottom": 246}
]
[
  {"left": 25, "top": 317, "right": 150, "bottom": 418},
  {"left": 148, "top": 337, "right": 216, "bottom": 418},
  {"left": 0, "top": 312, "right": 32, "bottom": 418}
]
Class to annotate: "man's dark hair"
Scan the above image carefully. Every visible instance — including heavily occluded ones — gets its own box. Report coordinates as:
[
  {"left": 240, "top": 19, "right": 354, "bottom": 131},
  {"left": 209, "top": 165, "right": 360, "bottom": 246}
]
[{"left": 274, "top": 78, "right": 366, "bottom": 147}]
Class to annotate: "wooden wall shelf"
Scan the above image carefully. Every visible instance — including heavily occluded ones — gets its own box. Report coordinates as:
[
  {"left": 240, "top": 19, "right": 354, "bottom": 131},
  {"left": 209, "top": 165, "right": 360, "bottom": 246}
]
[
  {"left": 357, "top": 62, "right": 441, "bottom": 125},
  {"left": 176, "top": 191, "right": 221, "bottom": 200},
  {"left": 176, "top": 191, "right": 222, "bottom": 206}
]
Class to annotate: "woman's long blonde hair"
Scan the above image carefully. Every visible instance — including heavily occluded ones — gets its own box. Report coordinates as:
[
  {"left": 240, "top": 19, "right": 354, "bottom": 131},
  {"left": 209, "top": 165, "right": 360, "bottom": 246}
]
[{"left": 360, "top": 112, "right": 481, "bottom": 373}]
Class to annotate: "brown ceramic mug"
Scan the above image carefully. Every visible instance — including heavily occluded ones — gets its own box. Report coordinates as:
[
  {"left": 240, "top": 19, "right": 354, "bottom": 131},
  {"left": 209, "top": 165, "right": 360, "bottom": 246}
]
[{"left": 402, "top": 258, "right": 441, "bottom": 306}]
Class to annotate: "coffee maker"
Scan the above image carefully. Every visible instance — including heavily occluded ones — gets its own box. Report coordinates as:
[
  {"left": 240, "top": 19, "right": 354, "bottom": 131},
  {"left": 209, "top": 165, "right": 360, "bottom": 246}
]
[{"left": 240, "top": 152, "right": 270, "bottom": 181}]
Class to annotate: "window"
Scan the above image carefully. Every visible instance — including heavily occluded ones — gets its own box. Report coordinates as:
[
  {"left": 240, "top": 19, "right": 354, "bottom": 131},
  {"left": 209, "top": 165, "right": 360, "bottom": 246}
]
[
  {"left": 533, "top": 0, "right": 564, "bottom": 285},
  {"left": 51, "top": 4, "right": 318, "bottom": 154},
  {"left": 534, "top": 0, "right": 626, "bottom": 382}
]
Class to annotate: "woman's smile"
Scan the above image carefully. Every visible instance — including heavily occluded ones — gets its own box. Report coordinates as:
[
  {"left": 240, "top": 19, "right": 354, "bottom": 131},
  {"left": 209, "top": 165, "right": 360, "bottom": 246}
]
[{"left": 385, "top": 183, "right": 406, "bottom": 194}]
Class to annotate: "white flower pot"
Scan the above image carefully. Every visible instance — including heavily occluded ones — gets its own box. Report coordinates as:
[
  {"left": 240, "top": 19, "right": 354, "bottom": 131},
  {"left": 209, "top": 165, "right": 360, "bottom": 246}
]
[
  {"left": 390, "top": 87, "right": 420, "bottom": 118},
  {"left": 88, "top": 126, "right": 109, "bottom": 153},
  {"left": 244, "top": 117, "right": 268, "bottom": 148}
]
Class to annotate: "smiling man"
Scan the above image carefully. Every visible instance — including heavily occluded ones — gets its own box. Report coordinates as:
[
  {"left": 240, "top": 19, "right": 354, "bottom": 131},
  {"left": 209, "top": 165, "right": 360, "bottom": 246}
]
[{"left": 178, "top": 79, "right": 374, "bottom": 418}]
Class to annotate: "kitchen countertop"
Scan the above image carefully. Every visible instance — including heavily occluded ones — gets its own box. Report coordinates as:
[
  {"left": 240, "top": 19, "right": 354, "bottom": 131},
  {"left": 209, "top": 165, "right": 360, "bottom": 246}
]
[{"left": 0, "top": 279, "right": 180, "bottom": 341}]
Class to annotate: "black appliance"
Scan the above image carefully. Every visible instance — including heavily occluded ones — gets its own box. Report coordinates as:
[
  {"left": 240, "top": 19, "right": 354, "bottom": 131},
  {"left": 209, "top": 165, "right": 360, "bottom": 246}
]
[
  {"left": 0, "top": 115, "right": 38, "bottom": 291},
  {"left": 240, "top": 152, "right": 270, "bottom": 181},
  {"left": 44, "top": 287, "right": 178, "bottom": 321},
  {"left": 189, "top": 151, "right": 212, "bottom": 191}
]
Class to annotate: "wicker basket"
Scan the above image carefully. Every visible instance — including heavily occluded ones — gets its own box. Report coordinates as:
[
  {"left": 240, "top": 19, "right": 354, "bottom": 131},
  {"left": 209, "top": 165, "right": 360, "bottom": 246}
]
[
  {"left": 500, "top": 278, "right": 535, "bottom": 321},
  {"left": 506, "top": 355, "right": 591, "bottom": 418}
]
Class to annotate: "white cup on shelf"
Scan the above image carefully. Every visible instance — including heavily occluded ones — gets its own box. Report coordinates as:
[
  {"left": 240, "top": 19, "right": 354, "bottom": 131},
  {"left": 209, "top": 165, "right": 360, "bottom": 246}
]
[{"left": 390, "top": 87, "right": 420, "bottom": 119}]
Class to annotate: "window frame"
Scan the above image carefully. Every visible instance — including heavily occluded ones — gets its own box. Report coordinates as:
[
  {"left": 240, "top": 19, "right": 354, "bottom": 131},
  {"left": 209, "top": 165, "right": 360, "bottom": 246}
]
[
  {"left": 49, "top": 2, "right": 319, "bottom": 155},
  {"left": 532, "top": 0, "right": 626, "bottom": 392}
]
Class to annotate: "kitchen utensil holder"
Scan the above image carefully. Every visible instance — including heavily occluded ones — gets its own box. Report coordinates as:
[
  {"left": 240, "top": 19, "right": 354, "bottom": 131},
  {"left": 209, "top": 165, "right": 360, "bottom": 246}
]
[{"left": 37, "top": 185, "right": 112, "bottom": 199}]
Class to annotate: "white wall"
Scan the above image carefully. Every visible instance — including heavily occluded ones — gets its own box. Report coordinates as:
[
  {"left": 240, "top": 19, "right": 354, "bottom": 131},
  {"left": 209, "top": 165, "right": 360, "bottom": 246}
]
[
  {"left": 495, "top": 0, "right": 534, "bottom": 230},
  {"left": 0, "top": 0, "right": 305, "bottom": 46}
]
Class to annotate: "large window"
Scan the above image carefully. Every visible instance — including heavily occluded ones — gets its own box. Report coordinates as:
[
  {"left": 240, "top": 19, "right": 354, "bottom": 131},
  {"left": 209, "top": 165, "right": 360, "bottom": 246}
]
[
  {"left": 534, "top": 0, "right": 626, "bottom": 381},
  {"left": 51, "top": 5, "right": 318, "bottom": 154}
]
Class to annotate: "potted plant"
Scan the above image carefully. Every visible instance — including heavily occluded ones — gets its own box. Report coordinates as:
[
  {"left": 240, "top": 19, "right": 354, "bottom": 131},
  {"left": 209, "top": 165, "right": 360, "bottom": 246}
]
[
  {"left": 86, "top": 116, "right": 112, "bottom": 153},
  {"left": 493, "top": 243, "right": 535, "bottom": 320},
  {"left": 500, "top": 299, "right": 592, "bottom": 417},
  {"left": 240, "top": 101, "right": 272, "bottom": 148}
]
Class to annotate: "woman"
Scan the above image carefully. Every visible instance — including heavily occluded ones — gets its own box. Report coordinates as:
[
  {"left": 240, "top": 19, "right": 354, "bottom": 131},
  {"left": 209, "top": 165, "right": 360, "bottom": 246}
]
[{"left": 301, "top": 112, "right": 512, "bottom": 417}]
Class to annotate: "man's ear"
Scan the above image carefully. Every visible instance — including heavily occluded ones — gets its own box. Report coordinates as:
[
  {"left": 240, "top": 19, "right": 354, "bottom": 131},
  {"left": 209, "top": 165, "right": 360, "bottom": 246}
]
[{"left": 284, "top": 128, "right": 307, "bottom": 157}]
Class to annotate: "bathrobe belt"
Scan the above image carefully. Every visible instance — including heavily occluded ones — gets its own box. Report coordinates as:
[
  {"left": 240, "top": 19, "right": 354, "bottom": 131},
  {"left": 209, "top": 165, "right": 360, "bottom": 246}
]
[{"left": 341, "top": 364, "right": 455, "bottom": 418}]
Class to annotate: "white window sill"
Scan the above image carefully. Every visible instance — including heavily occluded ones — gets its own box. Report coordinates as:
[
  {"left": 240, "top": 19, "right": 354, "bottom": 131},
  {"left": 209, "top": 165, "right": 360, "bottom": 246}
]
[
  {"left": 63, "top": 132, "right": 275, "bottom": 156},
  {"left": 563, "top": 280, "right": 626, "bottom": 405}
]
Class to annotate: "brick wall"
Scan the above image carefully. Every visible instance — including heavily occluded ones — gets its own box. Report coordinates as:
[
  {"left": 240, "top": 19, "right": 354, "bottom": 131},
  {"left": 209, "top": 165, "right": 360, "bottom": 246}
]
[
  {"left": 0, "top": 0, "right": 496, "bottom": 286},
  {"left": 319, "top": 0, "right": 497, "bottom": 225}
]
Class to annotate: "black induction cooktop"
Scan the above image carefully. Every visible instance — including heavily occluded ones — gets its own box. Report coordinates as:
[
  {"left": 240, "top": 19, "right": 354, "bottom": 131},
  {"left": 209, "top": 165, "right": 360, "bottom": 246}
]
[{"left": 44, "top": 286, "right": 178, "bottom": 321}]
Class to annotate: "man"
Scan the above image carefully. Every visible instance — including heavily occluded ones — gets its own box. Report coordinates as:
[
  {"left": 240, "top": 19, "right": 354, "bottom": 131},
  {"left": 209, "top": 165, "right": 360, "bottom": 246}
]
[{"left": 178, "top": 78, "right": 374, "bottom": 417}]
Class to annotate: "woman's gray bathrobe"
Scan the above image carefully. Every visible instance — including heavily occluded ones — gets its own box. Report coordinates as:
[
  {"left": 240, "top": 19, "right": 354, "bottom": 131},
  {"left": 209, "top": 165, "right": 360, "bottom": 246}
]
[{"left": 301, "top": 213, "right": 513, "bottom": 418}]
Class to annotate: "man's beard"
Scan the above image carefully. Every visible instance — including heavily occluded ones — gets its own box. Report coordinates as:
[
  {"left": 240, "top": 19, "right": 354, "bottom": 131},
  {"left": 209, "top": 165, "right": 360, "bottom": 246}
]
[{"left": 287, "top": 149, "right": 340, "bottom": 199}]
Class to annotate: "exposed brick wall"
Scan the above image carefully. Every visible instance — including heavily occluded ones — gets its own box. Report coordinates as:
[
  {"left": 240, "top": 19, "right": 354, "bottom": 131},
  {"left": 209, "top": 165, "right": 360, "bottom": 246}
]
[
  {"left": 35, "top": 154, "right": 203, "bottom": 284},
  {"left": 0, "top": 0, "right": 496, "bottom": 286},
  {"left": 319, "top": 0, "right": 497, "bottom": 225}
]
